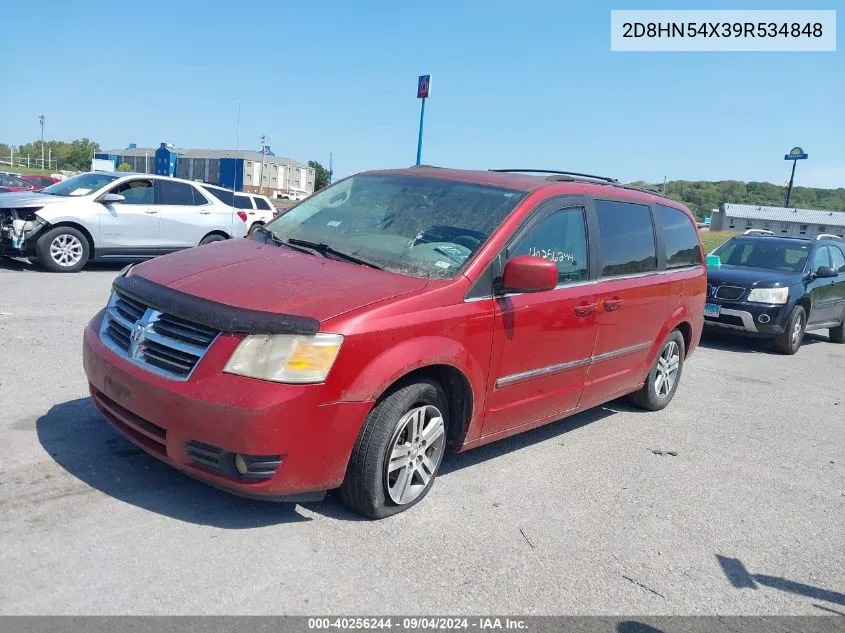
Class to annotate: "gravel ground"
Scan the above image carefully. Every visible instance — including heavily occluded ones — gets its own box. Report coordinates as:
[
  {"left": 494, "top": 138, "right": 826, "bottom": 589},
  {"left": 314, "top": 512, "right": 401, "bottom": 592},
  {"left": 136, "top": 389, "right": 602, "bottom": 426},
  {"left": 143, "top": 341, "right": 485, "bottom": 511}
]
[{"left": 1, "top": 258, "right": 843, "bottom": 615}]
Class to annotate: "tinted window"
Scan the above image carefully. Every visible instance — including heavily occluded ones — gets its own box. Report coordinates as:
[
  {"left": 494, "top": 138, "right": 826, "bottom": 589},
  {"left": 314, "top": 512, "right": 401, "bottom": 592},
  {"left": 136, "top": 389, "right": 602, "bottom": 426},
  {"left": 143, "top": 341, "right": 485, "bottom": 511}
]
[
  {"left": 157, "top": 180, "right": 195, "bottom": 206},
  {"left": 234, "top": 195, "right": 253, "bottom": 209},
  {"left": 254, "top": 197, "right": 273, "bottom": 211},
  {"left": 508, "top": 208, "right": 588, "bottom": 284},
  {"left": 0, "top": 175, "right": 30, "bottom": 188},
  {"left": 656, "top": 204, "right": 702, "bottom": 269},
  {"left": 810, "top": 246, "right": 831, "bottom": 270},
  {"left": 191, "top": 187, "right": 208, "bottom": 205},
  {"left": 595, "top": 200, "right": 656, "bottom": 277},
  {"left": 830, "top": 246, "right": 845, "bottom": 273},
  {"left": 204, "top": 187, "right": 234, "bottom": 206},
  {"left": 111, "top": 179, "right": 154, "bottom": 205}
]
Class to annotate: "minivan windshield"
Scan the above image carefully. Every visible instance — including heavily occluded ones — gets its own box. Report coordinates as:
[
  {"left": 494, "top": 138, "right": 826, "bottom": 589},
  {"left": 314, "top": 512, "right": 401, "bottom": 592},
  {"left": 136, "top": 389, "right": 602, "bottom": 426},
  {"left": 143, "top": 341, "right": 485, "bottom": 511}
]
[
  {"left": 712, "top": 238, "right": 809, "bottom": 272},
  {"left": 41, "top": 173, "right": 119, "bottom": 197},
  {"left": 263, "top": 174, "right": 526, "bottom": 279}
]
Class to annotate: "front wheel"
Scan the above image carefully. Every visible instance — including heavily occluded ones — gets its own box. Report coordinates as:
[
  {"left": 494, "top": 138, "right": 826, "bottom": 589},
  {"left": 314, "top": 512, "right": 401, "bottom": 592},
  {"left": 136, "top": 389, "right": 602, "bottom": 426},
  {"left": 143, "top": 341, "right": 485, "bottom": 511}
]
[
  {"left": 774, "top": 305, "right": 806, "bottom": 355},
  {"left": 340, "top": 379, "right": 448, "bottom": 519},
  {"left": 36, "top": 226, "right": 90, "bottom": 272},
  {"left": 629, "top": 330, "right": 685, "bottom": 411}
]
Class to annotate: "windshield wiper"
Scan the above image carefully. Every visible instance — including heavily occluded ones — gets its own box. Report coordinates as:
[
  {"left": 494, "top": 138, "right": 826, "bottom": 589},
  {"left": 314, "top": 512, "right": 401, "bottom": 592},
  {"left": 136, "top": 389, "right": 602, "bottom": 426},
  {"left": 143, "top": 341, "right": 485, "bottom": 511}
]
[
  {"left": 286, "top": 238, "right": 383, "bottom": 270},
  {"left": 252, "top": 225, "right": 285, "bottom": 246}
]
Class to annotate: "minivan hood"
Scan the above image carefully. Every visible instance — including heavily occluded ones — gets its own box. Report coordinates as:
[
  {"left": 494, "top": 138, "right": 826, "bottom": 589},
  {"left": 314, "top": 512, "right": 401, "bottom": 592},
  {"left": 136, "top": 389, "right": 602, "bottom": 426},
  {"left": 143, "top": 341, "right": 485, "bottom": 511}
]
[
  {"left": 130, "top": 238, "right": 429, "bottom": 322},
  {"left": 707, "top": 264, "right": 802, "bottom": 288}
]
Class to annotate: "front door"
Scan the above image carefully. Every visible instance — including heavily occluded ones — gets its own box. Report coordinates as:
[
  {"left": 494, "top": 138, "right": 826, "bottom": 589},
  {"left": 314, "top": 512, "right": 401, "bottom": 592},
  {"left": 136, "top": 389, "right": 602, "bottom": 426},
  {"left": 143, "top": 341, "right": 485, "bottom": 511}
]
[
  {"left": 98, "top": 178, "right": 160, "bottom": 253},
  {"left": 483, "top": 201, "right": 599, "bottom": 440},
  {"left": 807, "top": 246, "right": 838, "bottom": 325},
  {"left": 829, "top": 245, "right": 845, "bottom": 325},
  {"left": 580, "top": 199, "right": 670, "bottom": 407}
]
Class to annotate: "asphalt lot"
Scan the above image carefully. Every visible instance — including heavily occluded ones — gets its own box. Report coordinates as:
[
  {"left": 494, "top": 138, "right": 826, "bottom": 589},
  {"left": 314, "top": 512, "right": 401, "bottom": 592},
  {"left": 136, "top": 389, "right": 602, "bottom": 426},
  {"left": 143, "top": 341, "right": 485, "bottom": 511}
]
[{"left": 1, "top": 256, "right": 843, "bottom": 615}]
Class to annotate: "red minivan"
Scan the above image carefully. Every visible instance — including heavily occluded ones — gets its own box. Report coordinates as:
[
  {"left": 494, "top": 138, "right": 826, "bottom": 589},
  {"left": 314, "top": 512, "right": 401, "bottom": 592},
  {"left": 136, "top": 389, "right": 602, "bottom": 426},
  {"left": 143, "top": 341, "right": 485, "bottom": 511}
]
[{"left": 82, "top": 167, "right": 706, "bottom": 518}]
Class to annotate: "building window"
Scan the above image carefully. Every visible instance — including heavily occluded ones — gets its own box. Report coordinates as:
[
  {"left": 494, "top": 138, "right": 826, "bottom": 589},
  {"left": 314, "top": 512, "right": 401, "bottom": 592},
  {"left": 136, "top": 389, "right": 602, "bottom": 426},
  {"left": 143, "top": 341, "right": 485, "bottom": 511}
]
[
  {"left": 745, "top": 219, "right": 753, "bottom": 229},
  {"left": 763, "top": 221, "right": 771, "bottom": 229},
  {"left": 729, "top": 219, "right": 735, "bottom": 228},
  {"left": 818, "top": 226, "right": 826, "bottom": 233},
  {"left": 799, "top": 224, "right": 808, "bottom": 235}
]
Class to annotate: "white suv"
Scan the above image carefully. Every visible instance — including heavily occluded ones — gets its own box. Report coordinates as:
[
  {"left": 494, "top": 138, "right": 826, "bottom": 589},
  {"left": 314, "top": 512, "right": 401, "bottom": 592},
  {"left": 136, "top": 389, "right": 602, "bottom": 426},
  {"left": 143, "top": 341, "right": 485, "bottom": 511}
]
[
  {"left": 0, "top": 172, "right": 248, "bottom": 272},
  {"left": 199, "top": 185, "right": 278, "bottom": 235}
]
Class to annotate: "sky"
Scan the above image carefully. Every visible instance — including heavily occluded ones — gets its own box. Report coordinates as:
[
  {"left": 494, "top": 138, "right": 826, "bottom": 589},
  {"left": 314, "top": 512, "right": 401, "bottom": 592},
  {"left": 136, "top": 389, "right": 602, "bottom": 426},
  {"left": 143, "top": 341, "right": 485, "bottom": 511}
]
[{"left": 2, "top": 0, "right": 843, "bottom": 188}]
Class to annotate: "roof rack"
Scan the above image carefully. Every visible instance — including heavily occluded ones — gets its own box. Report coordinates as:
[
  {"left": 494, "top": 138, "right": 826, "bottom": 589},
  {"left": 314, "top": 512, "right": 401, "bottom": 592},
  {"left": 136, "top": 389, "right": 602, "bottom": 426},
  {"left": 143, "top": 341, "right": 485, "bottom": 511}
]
[
  {"left": 489, "top": 169, "right": 618, "bottom": 183},
  {"left": 816, "top": 233, "right": 843, "bottom": 241},
  {"left": 744, "top": 229, "right": 775, "bottom": 236}
]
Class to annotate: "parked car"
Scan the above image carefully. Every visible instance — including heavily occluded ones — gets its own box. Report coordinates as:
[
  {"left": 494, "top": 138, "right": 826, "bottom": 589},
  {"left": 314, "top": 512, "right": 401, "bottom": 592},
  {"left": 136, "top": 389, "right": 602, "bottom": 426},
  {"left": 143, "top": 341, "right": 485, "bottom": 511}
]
[
  {"left": 0, "top": 173, "right": 38, "bottom": 192},
  {"left": 19, "top": 174, "right": 60, "bottom": 190},
  {"left": 199, "top": 185, "right": 277, "bottom": 235},
  {"left": 704, "top": 234, "right": 845, "bottom": 353},
  {"left": 82, "top": 166, "right": 706, "bottom": 518},
  {"left": 0, "top": 171, "right": 248, "bottom": 272}
]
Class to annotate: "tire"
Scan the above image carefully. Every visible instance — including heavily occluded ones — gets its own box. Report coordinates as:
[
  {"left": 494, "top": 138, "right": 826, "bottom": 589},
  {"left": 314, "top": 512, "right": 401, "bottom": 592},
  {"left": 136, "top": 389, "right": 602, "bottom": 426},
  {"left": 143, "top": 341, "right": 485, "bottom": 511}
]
[
  {"left": 829, "top": 319, "right": 845, "bottom": 344},
  {"left": 199, "top": 234, "right": 227, "bottom": 246},
  {"left": 774, "top": 305, "right": 806, "bottom": 355},
  {"left": 340, "top": 379, "right": 449, "bottom": 519},
  {"left": 629, "top": 330, "right": 686, "bottom": 412},
  {"left": 247, "top": 222, "right": 263, "bottom": 236},
  {"left": 35, "top": 226, "right": 90, "bottom": 272}
]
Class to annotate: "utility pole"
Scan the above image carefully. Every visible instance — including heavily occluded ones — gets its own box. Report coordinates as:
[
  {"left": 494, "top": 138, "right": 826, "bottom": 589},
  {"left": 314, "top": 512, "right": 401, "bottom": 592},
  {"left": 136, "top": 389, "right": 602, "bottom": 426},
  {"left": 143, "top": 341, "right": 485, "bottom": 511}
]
[
  {"left": 145, "top": 151, "right": 149, "bottom": 173},
  {"left": 48, "top": 148, "right": 52, "bottom": 173},
  {"left": 259, "top": 134, "right": 267, "bottom": 195},
  {"left": 39, "top": 114, "right": 46, "bottom": 170},
  {"left": 662, "top": 176, "right": 667, "bottom": 194},
  {"left": 783, "top": 146, "right": 808, "bottom": 208}
]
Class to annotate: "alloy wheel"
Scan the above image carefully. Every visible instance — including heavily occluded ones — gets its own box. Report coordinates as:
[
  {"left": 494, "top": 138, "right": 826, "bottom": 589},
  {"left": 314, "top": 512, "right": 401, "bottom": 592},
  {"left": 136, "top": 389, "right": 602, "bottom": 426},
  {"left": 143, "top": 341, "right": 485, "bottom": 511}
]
[
  {"left": 792, "top": 314, "right": 804, "bottom": 348},
  {"left": 49, "top": 234, "right": 84, "bottom": 267},
  {"left": 385, "top": 405, "right": 446, "bottom": 505},
  {"left": 654, "top": 340, "right": 680, "bottom": 399}
]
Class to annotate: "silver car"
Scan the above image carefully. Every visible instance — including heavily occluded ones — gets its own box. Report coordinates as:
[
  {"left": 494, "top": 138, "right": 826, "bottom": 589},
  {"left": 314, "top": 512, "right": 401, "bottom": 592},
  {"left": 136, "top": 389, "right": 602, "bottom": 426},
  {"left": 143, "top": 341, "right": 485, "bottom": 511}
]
[{"left": 0, "top": 171, "right": 248, "bottom": 272}]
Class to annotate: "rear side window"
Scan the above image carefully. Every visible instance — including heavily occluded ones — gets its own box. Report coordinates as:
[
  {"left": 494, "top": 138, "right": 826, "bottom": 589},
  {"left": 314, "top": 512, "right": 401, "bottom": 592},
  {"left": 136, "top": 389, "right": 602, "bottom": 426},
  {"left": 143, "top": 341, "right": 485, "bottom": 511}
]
[
  {"left": 595, "top": 200, "right": 657, "bottom": 277},
  {"left": 205, "top": 187, "right": 234, "bottom": 206},
  {"left": 831, "top": 246, "right": 845, "bottom": 273},
  {"left": 157, "top": 180, "right": 195, "bottom": 206},
  {"left": 508, "top": 207, "right": 589, "bottom": 284},
  {"left": 191, "top": 187, "right": 208, "bottom": 205},
  {"left": 655, "top": 204, "right": 702, "bottom": 269},
  {"left": 254, "top": 197, "right": 273, "bottom": 211},
  {"left": 234, "top": 195, "right": 254, "bottom": 209}
]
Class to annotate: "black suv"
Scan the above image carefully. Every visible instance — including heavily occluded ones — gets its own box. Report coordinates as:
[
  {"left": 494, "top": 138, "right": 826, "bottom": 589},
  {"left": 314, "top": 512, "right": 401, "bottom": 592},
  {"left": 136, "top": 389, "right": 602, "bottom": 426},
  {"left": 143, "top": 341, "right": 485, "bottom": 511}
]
[{"left": 704, "top": 234, "right": 845, "bottom": 354}]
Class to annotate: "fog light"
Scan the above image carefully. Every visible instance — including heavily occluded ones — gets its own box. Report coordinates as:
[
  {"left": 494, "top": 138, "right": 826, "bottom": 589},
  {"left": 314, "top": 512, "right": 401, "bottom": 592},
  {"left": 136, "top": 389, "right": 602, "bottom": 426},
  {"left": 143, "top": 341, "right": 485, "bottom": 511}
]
[
  {"left": 758, "top": 314, "right": 771, "bottom": 324},
  {"left": 233, "top": 454, "right": 248, "bottom": 475}
]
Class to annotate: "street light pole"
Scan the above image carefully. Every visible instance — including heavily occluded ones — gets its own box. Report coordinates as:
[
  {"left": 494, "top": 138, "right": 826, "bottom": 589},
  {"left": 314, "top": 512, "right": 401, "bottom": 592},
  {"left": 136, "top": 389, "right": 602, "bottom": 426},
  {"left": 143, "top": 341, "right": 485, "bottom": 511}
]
[
  {"left": 259, "top": 134, "right": 267, "bottom": 196},
  {"left": 39, "top": 114, "right": 45, "bottom": 170}
]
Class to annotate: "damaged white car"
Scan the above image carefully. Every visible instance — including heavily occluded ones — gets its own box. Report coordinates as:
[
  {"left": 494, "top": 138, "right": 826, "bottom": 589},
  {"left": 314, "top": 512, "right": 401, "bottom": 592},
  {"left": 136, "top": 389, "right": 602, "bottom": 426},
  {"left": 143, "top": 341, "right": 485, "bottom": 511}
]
[{"left": 1, "top": 171, "right": 248, "bottom": 272}]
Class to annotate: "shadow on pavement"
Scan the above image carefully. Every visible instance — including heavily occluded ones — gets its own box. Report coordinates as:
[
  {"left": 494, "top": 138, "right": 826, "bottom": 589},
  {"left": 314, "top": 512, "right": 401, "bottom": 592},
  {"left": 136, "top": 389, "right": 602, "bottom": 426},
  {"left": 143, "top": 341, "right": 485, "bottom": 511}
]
[
  {"left": 717, "top": 554, "right": 845, "bottom": 606},
  {"left": 1, "top": 256, "right": 136, "bottom": 273},
  {"left": 699, "top": 330, "right": 824, "bottom": 354},
  {"left": 617, "top": 622, "right": 665, "bottom": 633},
  {"left": 38, "top": 394, "right": 626, "bottom": 525}
]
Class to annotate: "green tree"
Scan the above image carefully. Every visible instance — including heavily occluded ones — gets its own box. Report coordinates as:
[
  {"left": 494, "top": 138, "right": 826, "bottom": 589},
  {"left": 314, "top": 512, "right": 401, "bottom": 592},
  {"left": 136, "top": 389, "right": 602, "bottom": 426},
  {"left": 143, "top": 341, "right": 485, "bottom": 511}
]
[
  {"left": 14, "top": 137, "right": 100, "bottom": 171},
  {"left": 308, "top": 160, "right": 333, "bottom": 191},
  {"left": 117, "top": 162, "right": 132, "bottom": 172}
]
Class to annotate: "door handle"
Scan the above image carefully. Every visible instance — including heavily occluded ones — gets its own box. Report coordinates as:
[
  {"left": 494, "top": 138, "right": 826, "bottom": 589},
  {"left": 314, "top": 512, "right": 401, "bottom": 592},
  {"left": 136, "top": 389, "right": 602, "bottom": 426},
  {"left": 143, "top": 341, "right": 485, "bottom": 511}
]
[
  {"left": 144, "top": 210, "right": 158, "bottom": 214},
  {"left": 574, "top": 302, "right": 598, "bottom": 316},
  {"left": 199, "top": 211, "right": 211, "bottom": 215},
  {"left": 604, "top": 296, "right": 624, "bottom": 311}
]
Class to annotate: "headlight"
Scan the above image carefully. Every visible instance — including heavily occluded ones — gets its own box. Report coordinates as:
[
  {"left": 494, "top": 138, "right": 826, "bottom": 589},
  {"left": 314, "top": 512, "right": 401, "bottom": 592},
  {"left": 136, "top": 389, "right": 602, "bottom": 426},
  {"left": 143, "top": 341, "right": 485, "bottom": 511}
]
[
  {"left": 223, "top": 333, "right": 344, "bottom": 383},
  {"left": 118, "top": 263, "right": 135, "bottom": 278},
  {"left": 747, "top": 287, "right": 788, "bottom": 304}
]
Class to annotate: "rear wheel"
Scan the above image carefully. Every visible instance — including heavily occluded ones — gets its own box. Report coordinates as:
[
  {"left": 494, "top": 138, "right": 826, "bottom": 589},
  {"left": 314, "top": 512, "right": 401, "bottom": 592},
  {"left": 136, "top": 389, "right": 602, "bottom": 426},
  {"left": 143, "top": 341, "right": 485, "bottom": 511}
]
[
  {"left": 629, "top": 330, "right": 685, "bottom": 411},
  {"left": 36, "top": 226, "right": 90, "bottom": 272},
  {"left": 199, "top": 234, "right": 226, "bottom": 246},
  {"left": 829, "top": 319, "right": 845, "bottom": 344},
  {"left": 774, "top": 305, "right": 806, "bottom": 354},
  {"left": 340, "top": 379, "right": 448, "bottom": 519},
  {"left": 247, "top": 222, "right": 263, "bottom": 236}
]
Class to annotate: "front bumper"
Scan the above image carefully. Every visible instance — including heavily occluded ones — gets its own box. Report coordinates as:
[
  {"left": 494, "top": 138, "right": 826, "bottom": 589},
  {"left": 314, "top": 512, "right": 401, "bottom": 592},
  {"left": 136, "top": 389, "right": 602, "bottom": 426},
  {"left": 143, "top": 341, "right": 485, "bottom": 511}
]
[
  {"left": 703, "top": 300, "right": 788, "bottom": 337},
  {"left": 82, "top": 311, "right": 374, "bottom": 501}
]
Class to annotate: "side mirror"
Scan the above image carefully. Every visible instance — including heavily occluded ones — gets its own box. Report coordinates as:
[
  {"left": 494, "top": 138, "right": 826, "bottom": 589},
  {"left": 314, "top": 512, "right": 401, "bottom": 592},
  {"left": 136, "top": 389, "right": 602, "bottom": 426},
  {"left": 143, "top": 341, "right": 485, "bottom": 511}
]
[
  {"left": 500, "top": 255, "right": 558, "bottom": 294},
  {"left": 815, "top": 265, "right": 838, "bottom": 279},
  {"left": 99, "top": 193, "right": 125, "bottom": 204}
]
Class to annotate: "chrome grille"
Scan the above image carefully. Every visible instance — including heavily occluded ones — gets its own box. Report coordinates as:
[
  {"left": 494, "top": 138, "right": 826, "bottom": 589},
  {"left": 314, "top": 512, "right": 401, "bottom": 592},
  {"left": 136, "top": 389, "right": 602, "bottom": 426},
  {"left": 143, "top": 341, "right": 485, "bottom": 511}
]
[
  {"left": 714, "top": 285, "right": 746, "bottom": 301},
  {"left": 99, "top": 290, "right": 219, "bottom": 380}
]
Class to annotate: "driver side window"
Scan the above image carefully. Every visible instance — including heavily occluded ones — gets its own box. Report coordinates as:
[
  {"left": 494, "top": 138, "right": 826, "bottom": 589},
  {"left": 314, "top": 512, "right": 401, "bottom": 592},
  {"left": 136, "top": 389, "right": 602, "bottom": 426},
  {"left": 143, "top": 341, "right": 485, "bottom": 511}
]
[
  {"left": 508, "top": 207, "right": 588, "bottom": 284},
  {"left": 811, "top": 247, "right": 831, "bottom": 271},
  {"left": 110, "top": 179, "right": 154, "bottom": 205}
]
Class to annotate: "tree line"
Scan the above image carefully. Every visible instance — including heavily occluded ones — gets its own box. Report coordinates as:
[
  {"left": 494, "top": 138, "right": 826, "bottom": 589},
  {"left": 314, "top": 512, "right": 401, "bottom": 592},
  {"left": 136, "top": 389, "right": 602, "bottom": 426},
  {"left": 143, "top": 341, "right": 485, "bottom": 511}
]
[
  {"left": 631, "top": 179, "right": 845, "bottom": 220},
  {"left": 1, "top": 139, "right": 101, "bottom": 172}
]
